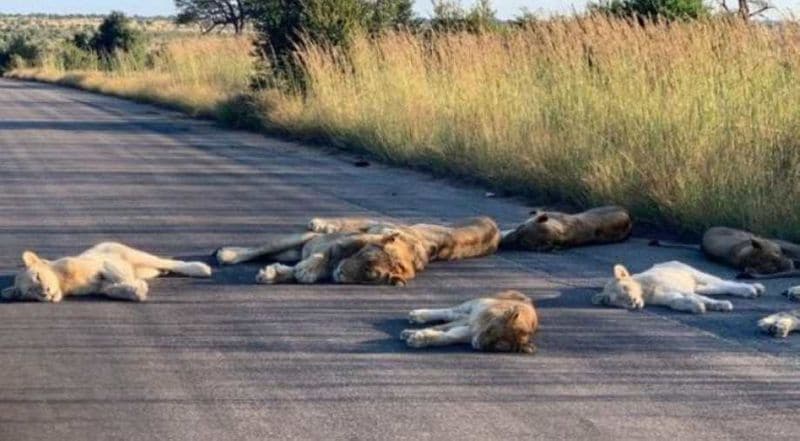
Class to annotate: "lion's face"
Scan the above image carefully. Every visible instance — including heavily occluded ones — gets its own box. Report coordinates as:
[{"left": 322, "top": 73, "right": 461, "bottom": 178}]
[
  {"left": 332, "top": 242, "right": 413, "bottom": 286},
  {"left": 511, "top": 212, "right": 564, "bottom": 250},
  {"left": 472, "top": 304, "right": 537, "bottom": 353},
  {"left": 742, "top": 239, "right": 794, "bottom": 275},
  {"left": 1, "top": 251, "right": 62, "bottom": 302},
  {"left": 594, "top": 264, "right": 644, "bottom": 310}
]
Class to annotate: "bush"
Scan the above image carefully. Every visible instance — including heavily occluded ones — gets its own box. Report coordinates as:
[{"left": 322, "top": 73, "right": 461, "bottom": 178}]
[
  {"left": 0, "top": 34, "right": 42, "bottom": 71},
  {"left": 251, "top": 0, "right": 415, "bottom": 84},
  {"left": 89, "top": 11, "right": 144, "bottom": 56},
  {"left": 590, "top": 0, "right": 709, "bottom": 20}
]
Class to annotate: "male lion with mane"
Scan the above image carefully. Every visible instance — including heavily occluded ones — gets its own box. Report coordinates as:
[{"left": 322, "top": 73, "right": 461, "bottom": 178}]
[
  {"left": 215, "top": 216, "right": 500, "bottom": 286},
  {"left": 401, "top": 290, "right": 538, "bottom": 353},
  {"left": 1, "top": 242, "right": 212, "bottom": 302}
]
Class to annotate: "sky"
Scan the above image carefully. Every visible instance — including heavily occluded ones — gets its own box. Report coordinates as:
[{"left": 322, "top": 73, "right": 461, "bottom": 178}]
[{"left": 1, "top": 1, "right": 799, "bottom": 20}]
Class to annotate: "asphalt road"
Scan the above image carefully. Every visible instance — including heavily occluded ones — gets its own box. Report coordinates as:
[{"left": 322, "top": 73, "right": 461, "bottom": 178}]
[{"left": 0, "top": 78, "right": 799, "bottom": 441}]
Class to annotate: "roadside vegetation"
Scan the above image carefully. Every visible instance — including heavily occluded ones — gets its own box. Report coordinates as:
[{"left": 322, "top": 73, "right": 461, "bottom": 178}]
[{"left": 4, "top": 1, "right": 800, "bottom": 238}]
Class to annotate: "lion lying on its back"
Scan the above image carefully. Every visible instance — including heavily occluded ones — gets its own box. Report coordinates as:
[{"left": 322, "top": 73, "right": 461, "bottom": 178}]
[
  {"left": 1, "top": 242, "right": 211, "bottom": 302},
  {"left": 402, "top": 290, "right": 538, "bottom": 353},
  {"left": 216, "top": 216, "right": 500, "bottom": 286},
  {"left": 500, "top": 206, "right": 632, "bottom": 251}
]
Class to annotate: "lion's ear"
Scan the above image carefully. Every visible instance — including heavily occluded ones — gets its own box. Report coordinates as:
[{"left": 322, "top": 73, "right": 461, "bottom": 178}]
[
  {"left": 1, "top": 286, "right": 18, "bottom": 300},
  {"left": 535, "top": 214, "right": 549, "bottom": 223},
  {"left": 613, "top": 264, "right": 630, "bottom": 280},
  {"left": 381, "top": 232, "right": 401, "bottom": 244},
  {"left": 22, "top": 251, "right": 42, "bottom": 268},
  {"left": 528, "top": 209, "right": 539, "bottom": 216},
  {"left": 750, "top": 239, "right": 763, "bottom": 250},
  {"left": 592, "top": 292, "right": 609, "bottom": 305}
]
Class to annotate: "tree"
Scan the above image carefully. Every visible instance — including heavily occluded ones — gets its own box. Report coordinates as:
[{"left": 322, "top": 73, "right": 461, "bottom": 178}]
[
  {"left": 250, "top": 0, "right": 416, "bottom": 80},
  {"left": 175, "top": 0, "right": 253, "bottom": 34},
  {"left": 718, "top": 1, "right": 773, "bottom": 20},
  {"left": 89, "top": 11, "right": 142, "bottom": 55},
  {"left": 590, "top": 0, "right": 710, "bottom": 20}
]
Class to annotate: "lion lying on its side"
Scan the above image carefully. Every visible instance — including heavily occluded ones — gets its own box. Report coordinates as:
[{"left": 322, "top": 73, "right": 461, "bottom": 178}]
[
  {"left": 593, "top": 261, "right": 764, "bottom": 313},
  {"left": 215, "top": 216, "right": 501, "bottom": 286},
  {"left": 500, "top": 206, "right": 632, "bottom": 251},
  {"left": 1, "top": 242, "right": 212, "bottom": 302},
  {"left": 702, "top": 227, "right": 800, "bottom": 278},
  {"left": 401, "top": 290, "right": 538, "bottom": 353}
]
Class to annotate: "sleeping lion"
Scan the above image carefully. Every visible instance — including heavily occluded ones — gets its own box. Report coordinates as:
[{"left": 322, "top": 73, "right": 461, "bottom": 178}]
[
  {"left": 401, "top": 290, "right": 538, "bottom": 353},
  {"left": 593, "top": 261, "right": 764, "bottom": 313},
  {"left": 215, "top": 216, "right": 501, "bottom": 286},
  {"left": 1, "top": 242, "right": 212, "bottom": 302},
  {"left": 500, "top": 205, "right": 632, "bottom": 251}
]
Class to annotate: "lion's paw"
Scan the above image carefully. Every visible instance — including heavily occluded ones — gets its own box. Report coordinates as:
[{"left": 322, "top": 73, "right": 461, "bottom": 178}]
[
  {"left": 256, "top": 265, "right": 279, "bottom": 284},
  {"left": 308, "top": 218, "right": 337, "bottom": 234},
  {"left": 400, "top": 329, "right": 416, "bottom": 340},
  {"left": 131, "top": 280, "right": 149, "bottom": 302},
  {"left": 714, "top": 300, "right": 734, "bottom": 312},
  {"left": 690, "top": 302, "right": 707, "bottom": 314},
  {"left": 752, "top": 283, "right": 766, "bottom": 297},
  {"left": 405, "top": 330, "right": 433, "bottom": 348},
  {"left": 216, "top": 247, "right": 246, "bottom": 265},
  {"left": 408, "top": 310, "right": 427, "bottom": 324}
]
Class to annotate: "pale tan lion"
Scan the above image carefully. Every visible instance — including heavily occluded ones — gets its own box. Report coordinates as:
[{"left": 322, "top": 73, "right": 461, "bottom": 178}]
[
  {"left": 215, "top": 216, "right": 500, "bottom": 286},
  {"left": 593, "top": 261, "right": 764, "bottom": 314},
  {"left": 401, "top": 290, "right": 538, "bottom": 353},
  {"left": 500, "top": 206, "right": 632, "bottom": 251},
  {"left": 701, "top": 227, "right": 800, "bottom": 278},
  {"left": 1, "top": 242, "right": 212, "bottom": 302}
]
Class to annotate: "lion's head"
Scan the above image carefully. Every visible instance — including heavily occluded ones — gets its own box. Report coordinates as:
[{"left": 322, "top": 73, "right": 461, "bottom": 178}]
[
  {"left": 501, "top": 211, "right": 564, "bottom": 251},
  {"left": 332, "top": 233, "right": 416, "bottom": 286},
  {"left": 741, "top": 238, "right": 795, "bottom": 275},
  {"left": 472, "top": 300, "right": 538, "bottom": 353},
  {"left": 1, "top": 251, "right": 62, "bottom": 302},
  {"left": 593, "top": 264, "right": 644, "bottom": 310}
]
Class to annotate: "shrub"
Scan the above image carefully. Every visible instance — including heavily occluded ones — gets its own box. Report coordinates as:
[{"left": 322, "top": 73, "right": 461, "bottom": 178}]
[{"left": 590, "top": 0, "right": 710, "bottom": 20}]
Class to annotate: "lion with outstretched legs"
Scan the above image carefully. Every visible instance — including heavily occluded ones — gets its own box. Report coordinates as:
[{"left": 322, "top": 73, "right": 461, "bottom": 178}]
[
  {"left": 593, "top": 261, "right": 764, "bottom": 314},
  {"left": 500, "top": 206, "right": 632, "bottom": 251},
  {"left": 215, "top": 216, "right": 501, "bottom": 286},
  {"left": 401, "top": 290, "right": 538, "bottom": 353},
  {"left": 1, "top": 242, "right": 212, "bottom": 302}
]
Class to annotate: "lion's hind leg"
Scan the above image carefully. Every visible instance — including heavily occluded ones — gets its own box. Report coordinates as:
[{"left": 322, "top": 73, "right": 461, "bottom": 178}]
[
  {"left": 256, "top": 263, "right": 296, "bottom": 284},
  {"left": 695, "top": 281, "right": 764, "bottom": 298},
  {"left": 758, "top": 310, "right": 800, "bottom": 338},
  {"left": 99, "top": 261, "right": 148, "bottom": 301},
  {"left": 217, "top": 233, "right": 318, "bottom": 265}
]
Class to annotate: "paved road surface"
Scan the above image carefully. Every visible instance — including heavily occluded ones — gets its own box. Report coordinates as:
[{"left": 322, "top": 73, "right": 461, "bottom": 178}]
[{"left": 0, "top": 78, "right": 799, "bottom": 440}]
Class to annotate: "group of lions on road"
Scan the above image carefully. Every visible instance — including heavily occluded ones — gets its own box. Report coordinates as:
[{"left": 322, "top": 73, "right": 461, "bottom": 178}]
[{"left": 3, "top": 205, "right": 800, "bottom": 353}]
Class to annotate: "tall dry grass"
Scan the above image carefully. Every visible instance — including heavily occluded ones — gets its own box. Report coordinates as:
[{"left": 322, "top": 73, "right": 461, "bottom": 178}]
[
  {"left": 261, "top": 18, "right": 800, "bottom": 237},
  {"left": 11, "top": 36, "right": 253, "bottom": 116},
  {"left": 10, "top": 18, "right": 800, "bottom": 237}
]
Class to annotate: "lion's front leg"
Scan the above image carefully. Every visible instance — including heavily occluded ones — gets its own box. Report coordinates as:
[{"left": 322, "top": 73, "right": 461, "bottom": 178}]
[
  {"left": 403, "top": 325, "right": 472, "bottom": 348},
  {"left": 758, "top": 310, "right": 800, "bottom": 338},
  {"left": 102, "top": 280, "right": 149, "bottom": 302},
  {"left": 654, "top": 291, "right": 707, "bottom": 314}
]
